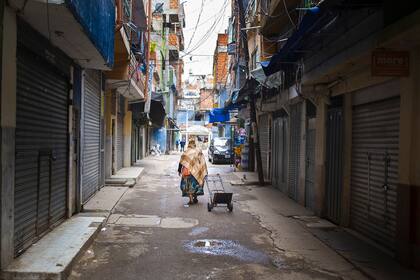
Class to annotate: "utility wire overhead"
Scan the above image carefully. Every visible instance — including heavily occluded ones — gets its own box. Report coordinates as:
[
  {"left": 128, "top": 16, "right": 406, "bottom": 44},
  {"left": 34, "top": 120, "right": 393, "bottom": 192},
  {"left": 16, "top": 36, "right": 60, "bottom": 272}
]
[
  {"left": 186, "top": 0, "right": 206, "bottom": 50},
  {"left": 181, "top": 0, "right": 228, "bottom": 57}
]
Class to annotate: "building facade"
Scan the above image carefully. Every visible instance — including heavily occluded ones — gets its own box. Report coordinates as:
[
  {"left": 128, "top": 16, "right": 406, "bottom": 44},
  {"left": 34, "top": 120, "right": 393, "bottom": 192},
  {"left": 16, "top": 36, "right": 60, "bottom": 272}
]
[
  {"left": 227, "top": 0, "right": 420, "bottom": 270},
  {"left": 0, "top": 0, "right": 151, "bottom": 268}
]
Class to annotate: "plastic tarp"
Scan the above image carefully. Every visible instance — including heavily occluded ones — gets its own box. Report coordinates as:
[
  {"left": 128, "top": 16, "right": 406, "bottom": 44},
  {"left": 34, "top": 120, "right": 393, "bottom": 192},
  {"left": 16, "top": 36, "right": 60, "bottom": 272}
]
[
  {"left": 209, "top": 108, "right": 230, "bottom": 123},
  {"left": 262, "top": 2, "right": 334, "bottom": 76}
]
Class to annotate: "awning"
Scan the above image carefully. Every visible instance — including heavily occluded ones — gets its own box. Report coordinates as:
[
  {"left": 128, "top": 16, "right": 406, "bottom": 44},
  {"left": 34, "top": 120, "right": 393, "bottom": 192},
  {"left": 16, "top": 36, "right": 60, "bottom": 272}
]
[
  {"left": 224, "top": 77, "right": 259, "bottom": 109},
  {"left": 209, "top": 108, "right": 230, "bottom": 123},
  {"left": 251, "top": 62, "right": 284, "bottom": 88},
  {"left": 131, "top": 92, "right": 166, "bottom": 127},
  {"left": 262, "top": 2, "right": 336, "bottom": 76},
  {"left": 236, "top": 78, "right": 258, "bottom": 104}
]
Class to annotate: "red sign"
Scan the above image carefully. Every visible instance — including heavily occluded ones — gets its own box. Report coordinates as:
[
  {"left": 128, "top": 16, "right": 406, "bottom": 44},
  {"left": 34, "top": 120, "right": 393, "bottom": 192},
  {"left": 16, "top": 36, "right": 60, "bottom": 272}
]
[{"left": 371, "top": 50, "right": 409, "bottom": 77}]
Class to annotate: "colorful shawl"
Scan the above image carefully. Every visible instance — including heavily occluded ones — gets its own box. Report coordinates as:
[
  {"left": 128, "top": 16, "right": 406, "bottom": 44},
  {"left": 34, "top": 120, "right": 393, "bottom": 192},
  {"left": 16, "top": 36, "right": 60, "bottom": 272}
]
[{"left": 179, "top": 143, "right": 208, "bottom": 186}]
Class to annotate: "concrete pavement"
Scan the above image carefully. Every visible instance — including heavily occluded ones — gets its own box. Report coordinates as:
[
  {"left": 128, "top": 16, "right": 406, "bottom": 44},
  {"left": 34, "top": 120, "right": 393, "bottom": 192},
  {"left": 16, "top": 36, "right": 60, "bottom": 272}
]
[
  {"left": 2, "top": 216, "right": 105, "bottom": 280},
  {"left": 68, "top": 154, "right": 418, "bottom": 280}
]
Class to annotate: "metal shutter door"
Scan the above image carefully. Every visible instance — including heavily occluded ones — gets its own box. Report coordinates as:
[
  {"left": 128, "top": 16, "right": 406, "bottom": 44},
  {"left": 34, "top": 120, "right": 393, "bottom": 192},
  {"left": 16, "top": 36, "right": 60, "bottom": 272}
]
[
  {"left": 325, "top": 107, "right": 344, "bottom": 224},
  {"left": 351, "top": 97, "right": 400, "bottom": 251},
  {"left": 259, "top": 114, "right": 270, "bottom": 180},
  {"left": 288, "top": 103, "right": 302, "bottom": 201},
  {"left": 15, "top": 47, "right": 69, "bottom": 256},
  {"left": 272, "top": 117, "right": 288, "bottom": 193},
  {"left": 305, "top": 118, "right": 316, "bottom": 211},
  {"left": 117, "top": 114, "right": 124, "bottom": 171},
  {"left": 82, "top": 70, "right": 101, "bottom": 203}
]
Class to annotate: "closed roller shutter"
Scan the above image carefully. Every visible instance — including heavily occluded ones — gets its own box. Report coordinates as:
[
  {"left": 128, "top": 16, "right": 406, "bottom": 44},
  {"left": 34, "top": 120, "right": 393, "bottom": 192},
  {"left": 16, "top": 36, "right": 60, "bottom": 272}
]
[
  {"left": 351, "top": 97, "right": 400, "bottom": 251},
  {"left": 288, "top": 103, "right": 302, "bottom": 201},
  {"left": 325, "top": 106, "right": 344, "bottom": 224},
  {"left": 272, "top": 116, "right": 288, "bottom": 193},
  {"left": 81, "top": 70, "right": 101, "bottom": 203},
  {"left": 305, "top": 118, "right": 316, "bottom": 211},
  {"left": 14, "top": 46, "right": 69, "bottom": 256},
  {"left": 258, "top": 114, "right": 270, "bottom": 180}
]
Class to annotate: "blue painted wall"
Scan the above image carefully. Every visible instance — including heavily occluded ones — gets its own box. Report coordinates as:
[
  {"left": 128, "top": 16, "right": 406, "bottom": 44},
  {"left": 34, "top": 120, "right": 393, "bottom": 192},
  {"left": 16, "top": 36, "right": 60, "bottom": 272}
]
[{"left": 66, "top": 0, "right": 115, "bottom": 67}]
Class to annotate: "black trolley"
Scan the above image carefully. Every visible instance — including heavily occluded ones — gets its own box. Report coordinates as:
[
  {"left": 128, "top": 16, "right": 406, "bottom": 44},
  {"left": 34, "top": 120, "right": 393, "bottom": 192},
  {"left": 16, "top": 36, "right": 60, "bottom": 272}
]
[{"left": 205, "top": 174, "right": 233, "bottom": 212}]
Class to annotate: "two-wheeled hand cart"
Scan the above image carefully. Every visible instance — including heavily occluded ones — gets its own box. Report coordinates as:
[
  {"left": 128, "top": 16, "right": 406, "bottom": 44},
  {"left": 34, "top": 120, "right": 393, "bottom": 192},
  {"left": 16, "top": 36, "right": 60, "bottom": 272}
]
[{"left": 205, "top": 174, "right": 233, "bottom": 212}]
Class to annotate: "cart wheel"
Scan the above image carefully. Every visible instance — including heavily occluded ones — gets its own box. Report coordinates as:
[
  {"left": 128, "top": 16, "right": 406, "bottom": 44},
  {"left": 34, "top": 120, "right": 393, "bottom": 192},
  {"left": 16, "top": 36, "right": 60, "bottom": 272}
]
[
  {"left": 207, "top": 203, "right": 212, "bottom": 212},
  {"left": 228, "top": 203, "right": 233, "bottom": 212}
]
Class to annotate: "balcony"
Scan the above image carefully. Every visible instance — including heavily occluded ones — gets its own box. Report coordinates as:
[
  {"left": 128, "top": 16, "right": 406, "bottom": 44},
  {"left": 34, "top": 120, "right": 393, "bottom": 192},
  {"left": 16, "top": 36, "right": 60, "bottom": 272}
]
[
  {"left": 168, "top": 33, "right": 180, "bottom": 61},
  {"left": 106, "top": 49, "right": 145, "bottom": 101},
  {"left": 167, "top": 0, "right": 180, "bottom": 22},
  {"left": 11, "top": 0, "right": 115, "bottom": 69}
]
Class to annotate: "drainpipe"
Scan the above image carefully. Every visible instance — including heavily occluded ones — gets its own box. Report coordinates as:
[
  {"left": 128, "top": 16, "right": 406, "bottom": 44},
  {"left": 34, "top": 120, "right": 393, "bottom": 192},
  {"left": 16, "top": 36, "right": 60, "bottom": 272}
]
[{"left": 115, "top": 0, "right": 123, "bottom": 31}]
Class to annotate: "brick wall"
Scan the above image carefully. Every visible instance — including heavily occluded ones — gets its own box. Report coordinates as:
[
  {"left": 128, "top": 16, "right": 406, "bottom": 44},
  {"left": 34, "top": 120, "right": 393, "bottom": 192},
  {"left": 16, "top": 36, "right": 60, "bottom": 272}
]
[
  {"left": 217, "top": 33, "right": 228, "bottom": 46},
  {"left": 213, "top": 33, "right": 228, "bottom": 86},
  {"left": 215, "top": 53, "right": 228, "bottom": 84}
]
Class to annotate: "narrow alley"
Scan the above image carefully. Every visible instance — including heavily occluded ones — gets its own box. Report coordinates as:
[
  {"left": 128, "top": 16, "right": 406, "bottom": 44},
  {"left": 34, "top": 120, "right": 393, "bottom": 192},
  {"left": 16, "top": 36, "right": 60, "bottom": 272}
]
[
  {"left": 1, "top": 0, "right": 420, "bottom": 279},
  {"left": 68, "top": 154, "right": 411, "bottom": 280}
]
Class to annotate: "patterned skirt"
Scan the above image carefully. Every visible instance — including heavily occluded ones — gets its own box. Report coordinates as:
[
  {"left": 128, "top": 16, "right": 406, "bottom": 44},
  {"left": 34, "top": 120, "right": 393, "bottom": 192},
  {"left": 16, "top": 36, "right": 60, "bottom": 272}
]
[{"left": 180, "top": 175, "right": 204, "bottom": 197}]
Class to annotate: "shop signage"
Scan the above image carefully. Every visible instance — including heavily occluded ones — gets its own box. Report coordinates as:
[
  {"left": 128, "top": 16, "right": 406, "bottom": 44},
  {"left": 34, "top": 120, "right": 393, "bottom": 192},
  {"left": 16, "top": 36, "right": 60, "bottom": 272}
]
[
  {"left": 371, "top": 50, "right": 409, "bottom": 77},
  {"left": 217, "top": 46, "right": 228, "bottom": 53},
  {"left": 227, "top": 42, "right": 236, "bottom": 55},
  {"left": 144, "top": 62, "right": 155, "bottom": 114}
]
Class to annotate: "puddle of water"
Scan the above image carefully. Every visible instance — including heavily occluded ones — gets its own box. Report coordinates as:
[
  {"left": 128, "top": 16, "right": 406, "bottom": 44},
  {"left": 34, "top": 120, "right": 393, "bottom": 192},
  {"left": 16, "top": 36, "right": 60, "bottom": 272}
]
[
  {"left": 194, "top": 240, "right": 220, "bottom": 247},
  {"left": 184, "top": 239, "right": 271, "bottom": 264}
]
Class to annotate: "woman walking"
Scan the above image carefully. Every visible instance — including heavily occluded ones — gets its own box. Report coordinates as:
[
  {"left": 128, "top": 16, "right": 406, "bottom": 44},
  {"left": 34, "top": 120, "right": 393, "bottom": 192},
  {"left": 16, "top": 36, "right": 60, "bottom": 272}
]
[{"left": 178, "top": 139, "right": 208, "bottom": 205}]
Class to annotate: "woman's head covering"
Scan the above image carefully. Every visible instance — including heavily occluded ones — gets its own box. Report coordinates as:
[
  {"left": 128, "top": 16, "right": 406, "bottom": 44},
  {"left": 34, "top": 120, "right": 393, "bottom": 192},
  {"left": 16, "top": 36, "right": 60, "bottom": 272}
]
[{"left": 187, "top": 139, "right": 196, "bottom": 149}]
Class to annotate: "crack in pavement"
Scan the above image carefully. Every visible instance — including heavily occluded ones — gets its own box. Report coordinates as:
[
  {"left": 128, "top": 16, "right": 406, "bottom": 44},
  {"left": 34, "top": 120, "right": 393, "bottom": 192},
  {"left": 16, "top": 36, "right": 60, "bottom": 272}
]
[{"left": 234, "top": 200, "right": 359, "bottom": 279}]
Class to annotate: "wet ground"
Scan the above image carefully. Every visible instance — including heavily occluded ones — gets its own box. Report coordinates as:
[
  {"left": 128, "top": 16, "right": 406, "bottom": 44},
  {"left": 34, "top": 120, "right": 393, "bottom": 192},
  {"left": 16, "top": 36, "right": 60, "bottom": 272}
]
[{"left": 69, "top": 154, "right": 364, "bottom": 280}]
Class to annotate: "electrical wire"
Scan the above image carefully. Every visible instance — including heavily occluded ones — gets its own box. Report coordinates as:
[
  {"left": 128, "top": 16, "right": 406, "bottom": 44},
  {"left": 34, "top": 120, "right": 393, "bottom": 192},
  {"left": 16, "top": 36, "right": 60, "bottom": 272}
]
[
  {"left": 186, "top": 0, "right": 205, "bottom": 50},
  {"left": 181, "top": 6, "right": 226, "bottom": 57},
  {"left": 181, "top": 0, "right": 228, "bottom": 56},
  {"left": 183, "top": 9, "right": 226, "bottom": 32},
  {"left": 282, "top": 0, "right": 297, "bottom": 29}
]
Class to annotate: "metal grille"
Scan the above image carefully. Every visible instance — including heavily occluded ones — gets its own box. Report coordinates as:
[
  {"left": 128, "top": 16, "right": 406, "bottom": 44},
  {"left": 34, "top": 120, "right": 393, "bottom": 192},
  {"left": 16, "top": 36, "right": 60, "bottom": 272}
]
[
  {"left": 351, "top": 97, "right": 400, "bottom": 251},
  {"left": 81, "top": 70, "right": 101, "bottom": 203},
  {"left": 258, "top": 114, "right": 271, "bottom": 180},
  {"left": 325, "top": 107, "right": 344, "bottom": 224},
  {"left": 288, "top": 103, "right": 302, "bottom": 201},
  {"left": 14, "top": 46, "right": 69, "bottom": 256},
  {"left": 305, "top": 118, "right": 316, "bottom": 211},
  {"left": 271, "top": 116, "right": 288, "bottom": 193}
]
